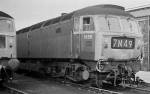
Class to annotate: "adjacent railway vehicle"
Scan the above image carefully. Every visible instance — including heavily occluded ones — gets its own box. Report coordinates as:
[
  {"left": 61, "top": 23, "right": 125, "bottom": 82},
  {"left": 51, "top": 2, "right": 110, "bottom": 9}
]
[
  {"left": 17, "top": 5, "right": 143, "bottom": 87},
  {"left": 0, "top": 11, "right": 19, "bottom": 83}
]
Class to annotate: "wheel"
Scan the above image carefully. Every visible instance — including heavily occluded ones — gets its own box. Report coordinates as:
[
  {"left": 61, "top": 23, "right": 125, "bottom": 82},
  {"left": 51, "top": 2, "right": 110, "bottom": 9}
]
[
  {"left": 109, "top": 78, "right": 122, "bottom": 86},
  {"left": 106, "top": 72, "right": 122, "bottom": 86}
]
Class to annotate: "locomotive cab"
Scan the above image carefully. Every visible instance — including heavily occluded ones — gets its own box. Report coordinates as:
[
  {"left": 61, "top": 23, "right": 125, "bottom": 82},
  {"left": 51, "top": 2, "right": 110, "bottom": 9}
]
[
  {"left": 94, "top": 15, "right": 143, "bottom": 86},
  {"left": 95, "top": 16, "right": 143, "bottom": 60},
  {"left": 94, "top": 16, "right": 143, "bottom": 69},
  {"left": 73, "top": 6, "right": 143, "bottom": 86}
]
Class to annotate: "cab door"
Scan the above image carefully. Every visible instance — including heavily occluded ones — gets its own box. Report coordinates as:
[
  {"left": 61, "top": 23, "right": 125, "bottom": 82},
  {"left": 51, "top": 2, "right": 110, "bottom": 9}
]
[
  {"left": 72, "top": 17, "right": 81, "bottom": 58},
  {"left": 72, "top": 16, "right": 95, "bottom": 60}
]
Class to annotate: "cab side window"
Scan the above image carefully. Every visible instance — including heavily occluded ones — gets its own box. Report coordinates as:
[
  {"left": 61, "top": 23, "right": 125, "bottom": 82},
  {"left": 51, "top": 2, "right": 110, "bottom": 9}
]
[{"left": 83, "top": 17, "right": 95, "bottom": 31}]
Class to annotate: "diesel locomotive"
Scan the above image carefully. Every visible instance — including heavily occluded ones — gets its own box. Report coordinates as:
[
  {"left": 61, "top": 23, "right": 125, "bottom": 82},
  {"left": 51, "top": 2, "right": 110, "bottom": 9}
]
[
  {"left": 0, "top": 11, "right": 19, "bottom": 83},
  {"left": 17, "top": 4, "right": 143, "bottom": 87}
]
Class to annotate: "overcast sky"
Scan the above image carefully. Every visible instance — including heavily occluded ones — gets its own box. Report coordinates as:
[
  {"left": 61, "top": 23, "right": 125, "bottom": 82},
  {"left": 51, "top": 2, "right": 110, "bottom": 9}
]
[{"left": 0, "top": 0, "right": 150, "bottom": 30}]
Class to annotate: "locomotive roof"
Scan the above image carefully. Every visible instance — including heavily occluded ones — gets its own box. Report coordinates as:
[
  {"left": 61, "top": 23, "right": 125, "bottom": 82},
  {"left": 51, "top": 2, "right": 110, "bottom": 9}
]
[
  {"left": 17, "top": 27, "right": 30, "bottom": 34},
  {"left": 17, "top": 4, "right": 134, "bottom": 34},
  {"left": 74, "top": 4, "right": 133, "bottom": 17},
  {"left": 0, "top": 11, "right": 13, "bottom": 19}
]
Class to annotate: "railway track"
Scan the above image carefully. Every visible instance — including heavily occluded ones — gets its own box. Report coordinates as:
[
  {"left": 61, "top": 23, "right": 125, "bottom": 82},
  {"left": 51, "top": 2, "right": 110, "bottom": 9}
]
[
  {"left": 124, "top": 84, "right": 150, "bottom": 94},
  {"left": 50, "top": 77, "right": 122, "bottom": 94},
  {"left": 3, "top": 84, "right": 28, "bottom": 94},
  {"left": 101, "top": 83, "right": 150, "bottom": 94},
  {"left": 64, "top": 81, "right": 122, "bottom": 94},
  {"left": 4, "top": 80, "right": 150, "bottom": 94},
  {"left": 49, "top": 77, "right": 150, "bottom": 94},
  {"left": 2, "top": 73, "right": 150, "bottom": 94}
]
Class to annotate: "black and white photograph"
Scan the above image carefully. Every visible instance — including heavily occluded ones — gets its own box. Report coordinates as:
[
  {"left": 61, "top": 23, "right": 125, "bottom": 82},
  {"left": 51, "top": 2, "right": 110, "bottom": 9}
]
[{"left": 0, "top": 0, "right": 150, "bottom": 94}]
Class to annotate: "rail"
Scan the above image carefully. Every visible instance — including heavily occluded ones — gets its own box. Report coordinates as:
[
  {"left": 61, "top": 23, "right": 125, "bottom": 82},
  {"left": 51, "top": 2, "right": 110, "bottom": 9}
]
[{"left": 3, "top": 84, "right": 28, "bottom": 94}]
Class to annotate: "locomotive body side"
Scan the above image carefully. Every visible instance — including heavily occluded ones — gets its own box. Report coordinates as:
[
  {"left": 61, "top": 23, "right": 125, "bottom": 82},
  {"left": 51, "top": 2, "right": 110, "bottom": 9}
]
[{"left": 29, "top": 19, "right": 73, "bottom": 59}]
